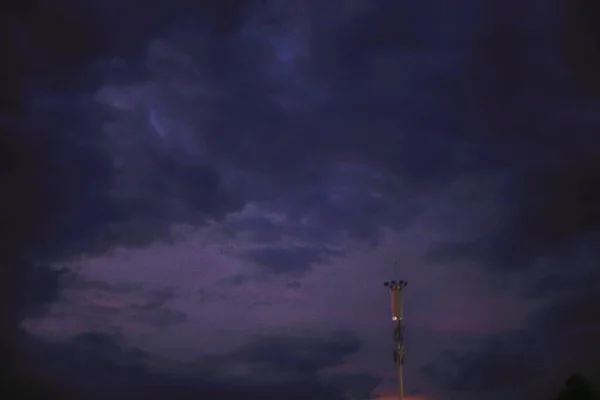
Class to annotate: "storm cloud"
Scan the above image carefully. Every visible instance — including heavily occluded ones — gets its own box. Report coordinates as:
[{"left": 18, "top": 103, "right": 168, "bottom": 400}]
[{"left": 3, "top": 0, "right": 600, "bottom": 399}]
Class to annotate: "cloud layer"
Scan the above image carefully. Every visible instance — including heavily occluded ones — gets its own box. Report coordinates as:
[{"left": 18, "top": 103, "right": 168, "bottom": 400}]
[{"left": 2, "top": 0, "right": 600, "bottom": 399}]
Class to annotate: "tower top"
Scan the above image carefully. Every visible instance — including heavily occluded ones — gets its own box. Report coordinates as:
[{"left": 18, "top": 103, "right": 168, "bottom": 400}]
[{"left": 383, "top": 280, "right": 408, "bottom": 291}]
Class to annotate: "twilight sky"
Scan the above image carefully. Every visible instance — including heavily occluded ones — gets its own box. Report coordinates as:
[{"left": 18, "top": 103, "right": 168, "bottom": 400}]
[{"left": 2, "top": 1, "right": 600, "bottom": 399}]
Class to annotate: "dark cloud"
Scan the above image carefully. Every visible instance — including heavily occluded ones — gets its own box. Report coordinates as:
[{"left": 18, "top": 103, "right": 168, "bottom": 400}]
[
  {"left": 244, "top": 245, "right": 342, "bottom": 277},
  {"left": 55, "top": 0, "right": 520, "bottom": 264},
  {"left": 223, "top": 212, "right": 335, "bottom": 245},
  {"left": 416, "top": 2, "right": 600, "bottom": 398},
  {"left": 428, "top": 157, "right": 600, "bottom": 270},
  {"left": 1, "top": 0, "right": 267, "bottom": 265},
  {"left": 286, "top": 281, "right": 302, "bottom": 290},
  {"left": 230, "top": 331, "right": 362, "bottom": 376},
  {"left": 129, "top": 308, "right": 188, "bottom": 327},
  {"left": 128, "top": 0, "right": 496, "bottom": 198},
  {"left": 423, "top": 293, "right": 600, "bottom": 399},
  {"left": 564, "top": 0, "right": 600, "bottom": 96},
  {"left": 57, "top": 279, "right": 189, "bottom": 328},
  {"left": 1, "top": 0, "right": 247, "bottom": 369},
  {"left": 223, "top": 165, "right": 417, "bottom": 246},
  {"left": 223, "top": 273, "right": 250, "bottom": 286},
  {"left": 188, "top": 330, "right": 379, "bottom": 397},
  {"left": 70, "top": 278, "right": 144, "bottom": 294},
  {"left": 425, "top": 3, "right": 600, "bottom": 271},
  {"left": 19, "top": 331, "right": 150, "bottom": 393},
  {"left": 3, "top": 0, "right": 578, "bottom": 271},
  {"left": 135, "top": 287, "right": 178, "bottom": 309},
  {"left": 12, "top": 262, "right": 72, "bottom": 321},
  {"left": 424, "top": 165, "right": 600, "bottom": 398},
  {"left": 341, "top": 0, "right": 417, "bottom": 57},
  {"left": 225, "top": 215, "right": 285, "bottom": 243},
  {"left": 20, "top": 330, "right": 376, "bottom": 399},
  {"left": 421, "top": 337, "right": 544, "bottom": 394},
  {"left": 530, "top": 282, "right": 600, "bottom": 334},
  {"left": 527, "top": 273, "right": 592, "bottom": 300}
]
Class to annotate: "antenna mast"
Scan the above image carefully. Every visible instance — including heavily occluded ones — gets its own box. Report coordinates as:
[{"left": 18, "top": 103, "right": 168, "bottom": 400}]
[{"left": 383, "top": 279, "right": 408, "bottom": 400}]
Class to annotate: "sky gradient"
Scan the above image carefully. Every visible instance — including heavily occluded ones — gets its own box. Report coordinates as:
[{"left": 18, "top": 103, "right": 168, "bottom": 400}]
[{"left": 2, "top": 1, "right": 600, "bottom": 399}]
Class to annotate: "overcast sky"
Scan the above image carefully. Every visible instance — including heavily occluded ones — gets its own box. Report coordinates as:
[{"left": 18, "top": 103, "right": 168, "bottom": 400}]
[{"left": 2, "top": 1, "right": 600, "bottom": 399}]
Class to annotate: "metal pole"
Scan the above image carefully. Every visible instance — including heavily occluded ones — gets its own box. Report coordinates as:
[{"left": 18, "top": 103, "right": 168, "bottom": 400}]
[
  {"left": 396, "top": 288, "right": 404, "bottom": 400},
  {"left": 398, "top": 361, "right": 404, "bottom": 400}
]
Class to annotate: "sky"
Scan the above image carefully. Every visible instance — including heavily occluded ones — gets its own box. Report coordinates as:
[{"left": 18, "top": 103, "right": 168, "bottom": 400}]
[{"left": 1, "top": 0, "right": 600, "bottom": 399}]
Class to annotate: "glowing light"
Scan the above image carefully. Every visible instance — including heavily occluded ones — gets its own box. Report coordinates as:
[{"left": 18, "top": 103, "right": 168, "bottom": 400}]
[{"left": 392, "top": 316, "right": 398, "bottom": 321}]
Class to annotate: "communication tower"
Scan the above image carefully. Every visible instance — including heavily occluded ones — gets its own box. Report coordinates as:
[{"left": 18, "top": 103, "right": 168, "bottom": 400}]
[{"left": 383, "top": 279, "right": 408, "bottom": 400}]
